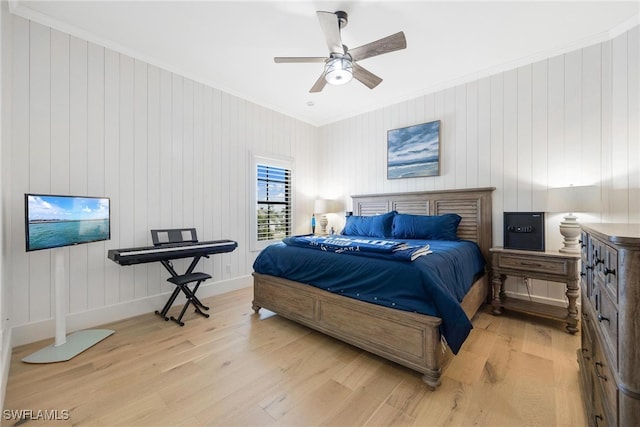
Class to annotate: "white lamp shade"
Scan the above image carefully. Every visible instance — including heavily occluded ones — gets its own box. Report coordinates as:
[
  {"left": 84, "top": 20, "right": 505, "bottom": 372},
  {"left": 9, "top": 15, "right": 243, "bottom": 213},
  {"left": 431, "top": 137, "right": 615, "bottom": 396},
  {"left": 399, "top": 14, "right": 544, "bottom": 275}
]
[
  {"left": 314, "top": 199, "right": 341, "bottom": 214},
  {"left": 314, "top": 199, "right": 328, "bottom": 214},
  {"left": 546, "top": 185, "right": 601, "bottom": 213}
]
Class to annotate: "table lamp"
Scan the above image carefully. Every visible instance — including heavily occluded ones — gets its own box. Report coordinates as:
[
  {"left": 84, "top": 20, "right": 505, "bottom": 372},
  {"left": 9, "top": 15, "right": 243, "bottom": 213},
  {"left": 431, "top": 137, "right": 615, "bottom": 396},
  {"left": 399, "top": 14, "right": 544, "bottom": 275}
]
[
  {"left": 314, "top": 199, "right": 338, "bottom": 235},
  {"left": 547, "top": 185, "right": 601, "bottom": 253}
]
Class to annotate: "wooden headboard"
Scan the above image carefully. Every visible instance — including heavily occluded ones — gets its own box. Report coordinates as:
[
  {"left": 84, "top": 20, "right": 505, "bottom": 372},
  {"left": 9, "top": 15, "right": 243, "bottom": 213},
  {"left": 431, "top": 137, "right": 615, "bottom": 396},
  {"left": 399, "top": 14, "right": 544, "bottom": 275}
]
[{"left": 351, "top": 187, "right": 495, "bottom": 261}]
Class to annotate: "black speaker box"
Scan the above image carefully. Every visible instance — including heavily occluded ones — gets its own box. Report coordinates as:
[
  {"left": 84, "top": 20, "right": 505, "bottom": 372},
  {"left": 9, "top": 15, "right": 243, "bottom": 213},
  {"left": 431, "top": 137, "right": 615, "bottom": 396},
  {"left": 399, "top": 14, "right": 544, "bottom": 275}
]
[{"left": 503, "top": 212, "right": 545, "bottom": 251}]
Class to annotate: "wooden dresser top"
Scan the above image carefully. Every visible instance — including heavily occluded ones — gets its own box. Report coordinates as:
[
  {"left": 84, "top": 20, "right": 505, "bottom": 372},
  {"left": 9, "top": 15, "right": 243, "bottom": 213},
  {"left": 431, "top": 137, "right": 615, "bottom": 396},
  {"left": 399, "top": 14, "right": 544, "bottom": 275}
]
[{"left": 580, "top": 223, "right": 640, "bottom": 246}]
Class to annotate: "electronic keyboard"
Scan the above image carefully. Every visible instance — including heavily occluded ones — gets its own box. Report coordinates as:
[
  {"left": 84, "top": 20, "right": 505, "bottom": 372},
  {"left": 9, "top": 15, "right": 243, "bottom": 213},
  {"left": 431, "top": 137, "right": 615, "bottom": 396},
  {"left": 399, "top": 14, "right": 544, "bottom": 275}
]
[{"left": 107, "top": 240, "right": 237, "bottom": 266}]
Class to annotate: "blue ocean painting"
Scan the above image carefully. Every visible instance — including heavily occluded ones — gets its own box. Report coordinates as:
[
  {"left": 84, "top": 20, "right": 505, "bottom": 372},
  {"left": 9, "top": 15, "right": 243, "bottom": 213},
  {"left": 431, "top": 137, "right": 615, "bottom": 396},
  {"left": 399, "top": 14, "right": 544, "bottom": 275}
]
[
  {"left": 26, "top": 195, "right": 110, "bottom": 251},
  {"left": 387, "top": 120, "right": 440, "bottom": 179}
]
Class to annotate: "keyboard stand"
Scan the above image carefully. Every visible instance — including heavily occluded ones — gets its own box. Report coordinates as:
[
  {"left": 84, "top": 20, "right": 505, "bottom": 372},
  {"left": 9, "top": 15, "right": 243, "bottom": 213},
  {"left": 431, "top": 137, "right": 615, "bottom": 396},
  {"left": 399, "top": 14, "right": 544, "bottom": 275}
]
[
  {"left": 149, "top": 228, "right": 216, "bottom": 326},
  {"left": 154, "top": 255, "right": 211, "bottom": 326},
  {"left": 107, "top": 229, "right": 237, "bottom": 326}
]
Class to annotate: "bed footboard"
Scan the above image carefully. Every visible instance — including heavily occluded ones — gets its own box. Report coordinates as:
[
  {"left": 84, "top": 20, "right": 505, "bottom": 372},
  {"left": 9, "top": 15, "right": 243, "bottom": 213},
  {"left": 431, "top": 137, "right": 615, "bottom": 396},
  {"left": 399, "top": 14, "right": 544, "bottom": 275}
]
[{"left": 252, "top": 272, "right": 486, "bottom": 388}]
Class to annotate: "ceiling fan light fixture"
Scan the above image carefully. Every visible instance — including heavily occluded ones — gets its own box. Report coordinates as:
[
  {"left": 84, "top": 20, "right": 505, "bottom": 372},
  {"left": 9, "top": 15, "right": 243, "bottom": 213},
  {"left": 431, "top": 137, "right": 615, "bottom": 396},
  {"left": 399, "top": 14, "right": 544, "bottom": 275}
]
[
  {"left": 324, "top": 56, "right": 353, "bottom": 85},
  {"left": 274, "top": 11, "right": 406, "bottom": 92}
]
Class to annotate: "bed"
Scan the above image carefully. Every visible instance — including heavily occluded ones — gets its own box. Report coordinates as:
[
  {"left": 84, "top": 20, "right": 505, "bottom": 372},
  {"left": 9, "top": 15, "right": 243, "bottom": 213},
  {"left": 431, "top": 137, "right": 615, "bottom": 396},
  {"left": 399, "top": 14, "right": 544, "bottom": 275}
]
[{"left": 252, "top": 188, "right": 494, "bottom": 388}]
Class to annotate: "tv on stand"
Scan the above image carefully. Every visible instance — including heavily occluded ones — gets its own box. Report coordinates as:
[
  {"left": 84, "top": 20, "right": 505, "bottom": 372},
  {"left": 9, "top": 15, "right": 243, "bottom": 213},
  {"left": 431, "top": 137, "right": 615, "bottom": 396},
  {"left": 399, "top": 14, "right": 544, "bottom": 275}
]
[{"left": 22, "top": 193, "right": 114, "bottom": 364}]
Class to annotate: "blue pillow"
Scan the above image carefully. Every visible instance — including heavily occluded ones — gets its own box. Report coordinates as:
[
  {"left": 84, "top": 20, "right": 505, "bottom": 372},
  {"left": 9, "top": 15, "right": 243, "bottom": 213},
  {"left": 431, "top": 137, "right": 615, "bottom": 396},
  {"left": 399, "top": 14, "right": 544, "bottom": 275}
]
[
  {"left": 392, "top": 213, "right": 462, "bottom": 240},
  {"left": 342, "top": 211, "right": 396, "bottom": 238}
]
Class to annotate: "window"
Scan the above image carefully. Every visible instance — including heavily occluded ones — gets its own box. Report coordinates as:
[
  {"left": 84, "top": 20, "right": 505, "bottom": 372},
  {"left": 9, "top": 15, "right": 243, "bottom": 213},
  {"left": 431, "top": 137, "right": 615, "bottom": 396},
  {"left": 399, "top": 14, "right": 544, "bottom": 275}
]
[{"left": 251, "top": 154, "right": 293, "bottom": 251}]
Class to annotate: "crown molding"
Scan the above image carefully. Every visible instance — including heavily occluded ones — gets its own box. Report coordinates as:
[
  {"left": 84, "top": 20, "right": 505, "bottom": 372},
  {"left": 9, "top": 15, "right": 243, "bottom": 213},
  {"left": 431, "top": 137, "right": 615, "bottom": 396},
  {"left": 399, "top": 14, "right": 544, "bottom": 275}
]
[{"left": 609, "top": 13, "right": 639, "bottom": 38}]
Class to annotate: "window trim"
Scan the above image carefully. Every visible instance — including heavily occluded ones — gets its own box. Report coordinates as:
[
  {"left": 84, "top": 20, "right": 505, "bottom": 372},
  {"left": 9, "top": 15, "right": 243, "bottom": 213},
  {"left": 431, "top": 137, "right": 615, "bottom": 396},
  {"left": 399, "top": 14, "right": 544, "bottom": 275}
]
[{"left": 250, "top": 153, "right": 294, "bottom": 252}]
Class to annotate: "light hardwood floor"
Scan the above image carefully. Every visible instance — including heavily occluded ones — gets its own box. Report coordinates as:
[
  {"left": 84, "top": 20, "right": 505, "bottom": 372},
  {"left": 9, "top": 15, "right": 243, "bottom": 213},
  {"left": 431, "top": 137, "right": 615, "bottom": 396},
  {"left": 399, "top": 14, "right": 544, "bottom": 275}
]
[{"left": 4, "top": 287, "right": 586, "bottom": 426}]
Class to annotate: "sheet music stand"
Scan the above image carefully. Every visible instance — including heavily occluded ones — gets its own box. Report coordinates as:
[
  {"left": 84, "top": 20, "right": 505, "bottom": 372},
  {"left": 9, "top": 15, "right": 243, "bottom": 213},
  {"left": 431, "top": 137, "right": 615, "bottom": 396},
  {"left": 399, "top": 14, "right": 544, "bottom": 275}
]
[{"left": 151, "top": 228, "right": 212, "bottom": 326}]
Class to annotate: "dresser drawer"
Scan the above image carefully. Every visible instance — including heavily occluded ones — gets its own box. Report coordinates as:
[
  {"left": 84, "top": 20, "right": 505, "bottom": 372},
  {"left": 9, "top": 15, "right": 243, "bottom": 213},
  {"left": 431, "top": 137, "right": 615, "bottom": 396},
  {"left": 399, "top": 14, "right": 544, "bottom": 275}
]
[
  {"left": 583, "top": 268, "right": 596, "bottom": 306},
  {"left": 580, "top": 230, "right": 589, "bottom": 259},
  {"left": 581, "top": 284, "right": 589, "bottom": 312},
  {"left": 589, "top": 282, "right": 599, "bottom": 313},
  {"left": 596, "top": 287, "right": 619, "bottom": 367},
  {"left": 592, "top": 379, "right": 614, "bottom": 427},
  {"left": 592, "top": 335, "right": 618, "bottom": 424},
  {"left": 578, "top": 311, "right": 594, "bottom": 374},
  {"left": 496, "top": 254, "right": 569, "bottom": 275},
  {"left": 592, "top": 237, "right": 606, "bottom": 276},
  {"left": 581, "top": 310, "right": 594, "bottom": 363},
  {"left": 602, "top": 245, "right": 618, "bottom": 303},
  {"left": 593, "top": 242, "right": 619, "bottom": 300}
]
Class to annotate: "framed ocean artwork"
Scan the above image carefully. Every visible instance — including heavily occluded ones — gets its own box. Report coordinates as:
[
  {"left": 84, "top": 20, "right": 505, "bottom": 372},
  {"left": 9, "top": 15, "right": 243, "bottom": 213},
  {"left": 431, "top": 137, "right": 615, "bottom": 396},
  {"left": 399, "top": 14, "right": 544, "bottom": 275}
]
[{"left": 387, "top": 120, "right": 440, "bottom": 179}]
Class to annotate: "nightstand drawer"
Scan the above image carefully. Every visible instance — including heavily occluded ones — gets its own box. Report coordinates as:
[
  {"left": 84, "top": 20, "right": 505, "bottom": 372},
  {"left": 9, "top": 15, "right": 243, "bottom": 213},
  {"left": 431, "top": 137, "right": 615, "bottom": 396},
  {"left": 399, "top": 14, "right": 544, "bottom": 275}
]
[{"left": 496, "top": 254, "right": 568, "bottom": 275}]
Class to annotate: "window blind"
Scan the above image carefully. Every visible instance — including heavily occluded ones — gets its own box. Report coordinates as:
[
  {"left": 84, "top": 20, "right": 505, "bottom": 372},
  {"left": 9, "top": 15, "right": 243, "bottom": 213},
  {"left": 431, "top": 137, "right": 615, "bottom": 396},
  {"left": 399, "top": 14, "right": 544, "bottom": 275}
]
[{"left": 256, "top": 164, "right": 292, "bottom": 241}]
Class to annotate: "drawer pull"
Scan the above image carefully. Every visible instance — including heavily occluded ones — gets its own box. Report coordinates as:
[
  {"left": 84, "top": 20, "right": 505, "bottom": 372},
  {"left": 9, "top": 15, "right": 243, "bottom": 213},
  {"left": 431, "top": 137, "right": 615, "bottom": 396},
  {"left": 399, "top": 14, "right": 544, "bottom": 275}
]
[
  {"left": 518, "top": 262, "right": 542, "bottom": 268},
  {"left": 604, "top": 268, "right": 616, "bottom": 276},
  {"left": 586, "top": 265, "right": 594, "bottom": 271},
  {"left": 595, "top": 258, "right": 604, "bottom": 266},
  {"left": 595, "top": 362, "right": 608, "bottom": 381},
  {"left": 579, "top": 240, "right": 586, "bottom": 249},
  {"left": 597, "top": 313, "right": 610, "bottom": 324},
  {"left": 595, "top": 415, "right": 603, "bottom": 427},
  {"left": 580, "top": 272, "right": 586, "bottom": 277}
]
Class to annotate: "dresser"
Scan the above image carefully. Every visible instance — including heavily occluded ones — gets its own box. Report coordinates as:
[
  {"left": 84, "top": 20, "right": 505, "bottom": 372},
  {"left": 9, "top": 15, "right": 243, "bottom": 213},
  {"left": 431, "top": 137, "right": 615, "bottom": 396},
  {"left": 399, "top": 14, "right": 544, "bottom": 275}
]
[{"left": 578, "top": 223, "right": 640, "bottom": 427}]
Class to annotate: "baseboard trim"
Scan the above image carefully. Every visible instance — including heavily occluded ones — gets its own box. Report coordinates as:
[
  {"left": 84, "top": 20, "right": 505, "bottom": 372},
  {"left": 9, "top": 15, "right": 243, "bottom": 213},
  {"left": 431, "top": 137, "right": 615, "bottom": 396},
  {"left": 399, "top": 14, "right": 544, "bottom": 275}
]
[{"left": 11, "top": 275, "right": 252, "bottom": 348}]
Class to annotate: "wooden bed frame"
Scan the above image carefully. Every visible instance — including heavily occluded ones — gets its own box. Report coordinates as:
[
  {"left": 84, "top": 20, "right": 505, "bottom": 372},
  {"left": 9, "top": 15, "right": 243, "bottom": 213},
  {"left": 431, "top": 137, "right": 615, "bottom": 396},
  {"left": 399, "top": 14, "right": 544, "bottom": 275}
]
[{"left": 252, "top": 187, "right": 495, "bottom": 388}]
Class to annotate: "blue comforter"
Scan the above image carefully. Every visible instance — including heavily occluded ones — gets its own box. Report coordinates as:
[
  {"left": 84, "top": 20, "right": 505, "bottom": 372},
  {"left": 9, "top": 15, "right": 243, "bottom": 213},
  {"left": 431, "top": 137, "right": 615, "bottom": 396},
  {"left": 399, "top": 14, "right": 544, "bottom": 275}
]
[{"left": 252, "top": 238, "right": 486, "bottom": 354}]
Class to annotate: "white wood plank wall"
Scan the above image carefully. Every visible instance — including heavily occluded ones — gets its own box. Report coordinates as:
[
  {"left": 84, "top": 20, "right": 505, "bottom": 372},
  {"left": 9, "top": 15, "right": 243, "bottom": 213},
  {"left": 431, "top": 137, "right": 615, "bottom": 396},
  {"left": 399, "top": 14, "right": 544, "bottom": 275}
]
[
  {"left": 7, "top": 17, "right": 318, "bottom": 329},
  {"left": 318, "top": 26, "right": 639, "bottom": 304},
  {"left": 3, "top": 15, "right": 637, "bottom": 338}
]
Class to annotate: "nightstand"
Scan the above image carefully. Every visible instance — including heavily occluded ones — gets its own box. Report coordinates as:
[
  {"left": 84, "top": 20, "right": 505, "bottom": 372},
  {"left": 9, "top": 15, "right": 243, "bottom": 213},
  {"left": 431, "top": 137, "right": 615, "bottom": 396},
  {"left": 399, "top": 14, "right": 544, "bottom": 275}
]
[{"left": 489, "top": 247, "right": 581, "bottom": 333}]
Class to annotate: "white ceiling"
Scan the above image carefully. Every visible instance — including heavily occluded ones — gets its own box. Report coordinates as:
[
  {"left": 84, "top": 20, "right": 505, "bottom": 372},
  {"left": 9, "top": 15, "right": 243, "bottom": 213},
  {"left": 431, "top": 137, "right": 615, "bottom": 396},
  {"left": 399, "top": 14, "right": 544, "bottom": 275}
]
[{"left": 11, "top": 1, "right": 639, "bottom": 126}]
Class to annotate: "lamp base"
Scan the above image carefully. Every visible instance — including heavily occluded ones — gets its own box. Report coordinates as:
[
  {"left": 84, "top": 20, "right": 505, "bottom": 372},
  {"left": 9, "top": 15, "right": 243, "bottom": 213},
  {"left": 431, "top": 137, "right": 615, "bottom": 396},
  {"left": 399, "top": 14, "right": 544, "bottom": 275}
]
[
  {"left": 319, "top": 215, "right": 328, "bottom": 235},
  {"left": 558, "top": 214, "right": 581, "bottom": 254}
]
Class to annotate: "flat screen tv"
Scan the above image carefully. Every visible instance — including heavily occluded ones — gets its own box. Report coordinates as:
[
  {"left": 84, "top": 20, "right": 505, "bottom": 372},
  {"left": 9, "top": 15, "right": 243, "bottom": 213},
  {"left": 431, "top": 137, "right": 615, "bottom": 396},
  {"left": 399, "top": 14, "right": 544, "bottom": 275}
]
[{"left": 25, "top": 193, "right": 111, "bottom": 252}]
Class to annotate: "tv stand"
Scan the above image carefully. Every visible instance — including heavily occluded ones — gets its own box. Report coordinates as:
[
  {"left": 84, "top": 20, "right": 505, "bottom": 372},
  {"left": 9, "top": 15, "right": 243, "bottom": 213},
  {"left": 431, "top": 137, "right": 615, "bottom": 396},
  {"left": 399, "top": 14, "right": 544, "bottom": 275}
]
[
  {"left": 22, "top": 248, "right": 114, "bottom": 363},
  {"left": 22, "top": 329, "right": 114, "bottom": 363}
]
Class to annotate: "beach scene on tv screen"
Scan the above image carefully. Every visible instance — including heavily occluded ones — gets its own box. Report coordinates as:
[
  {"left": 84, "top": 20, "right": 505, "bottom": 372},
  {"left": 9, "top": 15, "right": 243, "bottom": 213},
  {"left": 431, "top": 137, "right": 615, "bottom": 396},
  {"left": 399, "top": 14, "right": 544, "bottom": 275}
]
[{"left": 27, "top": 195, "right": 110, "bottom": 251}]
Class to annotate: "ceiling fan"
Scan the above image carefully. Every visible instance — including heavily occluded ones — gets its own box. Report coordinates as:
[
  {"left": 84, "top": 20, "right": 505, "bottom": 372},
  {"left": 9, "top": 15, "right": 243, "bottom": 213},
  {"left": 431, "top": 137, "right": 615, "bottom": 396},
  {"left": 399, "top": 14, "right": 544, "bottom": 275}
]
[{"left": 274, "top": 11, "right": 407, "bottom": 93}]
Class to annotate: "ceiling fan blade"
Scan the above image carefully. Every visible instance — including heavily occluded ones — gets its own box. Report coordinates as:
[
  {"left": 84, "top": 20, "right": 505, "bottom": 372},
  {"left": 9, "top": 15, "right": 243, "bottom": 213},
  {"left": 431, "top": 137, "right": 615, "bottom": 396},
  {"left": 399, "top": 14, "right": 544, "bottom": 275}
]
[
  {"left": 309, "top": 72, "right": 327, "bottom": 93},
  {"left": 316, "top": 11, "right": 344, "bottom": 54},
  {"left": 352, "top": 63, "right": 383, "bottom": 89},
  {"left": 348, "top": 31, "right": 407, "bottom": 61},
  {"left": 274, "top": 57, "right": 327, "bottom": 63}
]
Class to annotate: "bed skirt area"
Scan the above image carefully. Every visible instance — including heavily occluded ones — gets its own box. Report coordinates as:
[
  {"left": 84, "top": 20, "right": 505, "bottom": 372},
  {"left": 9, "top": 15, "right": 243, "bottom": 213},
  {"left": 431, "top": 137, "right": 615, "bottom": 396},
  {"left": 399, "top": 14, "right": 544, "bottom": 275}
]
[{"left": 251, "top": 271, "right": 489, "bottom": 388}]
